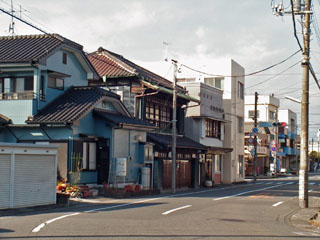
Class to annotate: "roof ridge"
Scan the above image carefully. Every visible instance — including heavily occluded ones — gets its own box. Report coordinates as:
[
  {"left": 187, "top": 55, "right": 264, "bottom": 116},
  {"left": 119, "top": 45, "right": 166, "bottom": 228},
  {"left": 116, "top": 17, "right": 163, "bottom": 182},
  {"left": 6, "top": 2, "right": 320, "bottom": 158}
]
[
  {"left": 96, "top": 47, "right": 137, "bottom": 75},
  {"left": 0, "top": 33, "right": 83, "bottom": 50}
]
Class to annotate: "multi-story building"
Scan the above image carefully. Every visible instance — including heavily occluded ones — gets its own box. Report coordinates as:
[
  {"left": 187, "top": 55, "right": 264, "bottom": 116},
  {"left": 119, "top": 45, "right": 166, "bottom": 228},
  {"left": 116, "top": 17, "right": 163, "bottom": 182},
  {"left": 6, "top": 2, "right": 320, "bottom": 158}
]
[
  {"left": 0, "top": 34, "right": 155, "bottom": 186},
  {"left": 177, "top": 59, "right": 245, "bottom": 184},
  {"left": 244, "top": 94, "right": 279, "bottom": 175},
  {"left": 88, "top": 47, "right": 207, "bottom": 190},
  {"left": 176, "top": 81, "right": 232, "bottom": 185},
  {"left": 278, "top": 109, "right": 298, "bottom": 172}
]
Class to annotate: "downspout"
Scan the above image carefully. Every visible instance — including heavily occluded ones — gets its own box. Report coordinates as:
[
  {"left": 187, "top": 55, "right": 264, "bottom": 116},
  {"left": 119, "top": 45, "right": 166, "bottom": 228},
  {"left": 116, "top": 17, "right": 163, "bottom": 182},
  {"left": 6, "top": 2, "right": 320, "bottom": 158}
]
[
  {"left": 40, "top": 125, "right": 52, "bottom": 140},
  {"left": 6, "top": 126, "right": 19, "bottom": 142}
]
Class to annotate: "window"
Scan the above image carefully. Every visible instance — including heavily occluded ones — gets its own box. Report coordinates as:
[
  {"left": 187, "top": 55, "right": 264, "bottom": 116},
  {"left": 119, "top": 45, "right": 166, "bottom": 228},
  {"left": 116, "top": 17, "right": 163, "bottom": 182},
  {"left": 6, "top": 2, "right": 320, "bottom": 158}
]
[
  {"left": 206, "top": 119, "right": 221, "bottom": 138},
  {"left": 0, "top": 76, "right": 34, "bottom": 99},
  {"left": 269, "top": 111, "right": 275, "bottom": 121},
  {"left": 145, "top": 100, "right": 171, "bottom": 128},
  {"left": 48, "top": 76, "right": 64, "bottom": 90},
  {"left": 214, "top": 155, "right": 222, "bottom": 173},
  {"left": 63, "top": 52, "right": 67, "bottom": 64},
  {"left": 248, "top": 110, "right": 259, "bottom": 119},
  {"left": 82, "top": 142, "right": 96, "bottom": 170},
  {"left": 238, "top": 82, "right": 244, "bottom": 99},
  {"left": 237, "top": 117, "right": 244, "bottom": 133},
  {"left": 144, "top": 145, "right": 153, "bottom": 162},
  {"left": 204, "top": 77, "right": 224, "bottom": 90},
  {"left": 238, "top": 155, "right": 244, "bottom": 177}
]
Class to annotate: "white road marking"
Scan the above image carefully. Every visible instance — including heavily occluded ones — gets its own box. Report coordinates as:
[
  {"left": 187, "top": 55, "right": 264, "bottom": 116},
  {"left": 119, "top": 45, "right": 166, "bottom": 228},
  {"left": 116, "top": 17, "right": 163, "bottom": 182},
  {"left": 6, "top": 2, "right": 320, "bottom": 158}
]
[
  {"left": 213, "top": 182, "right": 290, "bottom": 201},
  {"left": 265, "top": 182, "right": 273, "bottom": 185},
  {"left": 32, "top": 181, "right": 288, "bottom": 233},
  {"left": 276, "top": 182, "right": 284, "bottom": 185},
  {"left": 272, "top": 201, "right": 283, "bottom": 207},
  {"left": 309, "top": 182, "right": 315, "bottom": 185},
  {"left": 32, "top": 212, "right": 80, "bottom": 232},
  {"left": 162, "top": 205, "right": 192, "bottom": 215}
]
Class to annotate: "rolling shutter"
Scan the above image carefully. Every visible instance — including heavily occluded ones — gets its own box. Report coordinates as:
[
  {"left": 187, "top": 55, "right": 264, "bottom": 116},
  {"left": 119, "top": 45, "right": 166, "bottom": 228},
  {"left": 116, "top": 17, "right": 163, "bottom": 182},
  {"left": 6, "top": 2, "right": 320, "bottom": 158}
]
[
  {"left": 14, "top": 154, "right": 56, "bottom": 208},
  {"left": 0, "top": 154, "right": 11, "bottom": 209}
]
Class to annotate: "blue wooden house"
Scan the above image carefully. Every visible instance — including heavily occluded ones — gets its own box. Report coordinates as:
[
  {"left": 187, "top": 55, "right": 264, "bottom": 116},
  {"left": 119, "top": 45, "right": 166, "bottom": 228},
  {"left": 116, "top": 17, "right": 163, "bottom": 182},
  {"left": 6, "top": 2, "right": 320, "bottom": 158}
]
[{"left": 0, "top": 34, "right": 155, "bottom": 185}]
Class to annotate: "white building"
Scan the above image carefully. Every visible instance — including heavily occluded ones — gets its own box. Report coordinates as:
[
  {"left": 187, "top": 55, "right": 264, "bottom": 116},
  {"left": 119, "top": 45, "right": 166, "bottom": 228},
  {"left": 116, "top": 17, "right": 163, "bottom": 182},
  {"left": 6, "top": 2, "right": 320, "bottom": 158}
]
[
  {"left": 244, "top": 94, "right": 280, "bottom": 175},
  {"left": 178, "top": 59, "right": 245, "bottom": 184},
  {"left": 177, "top": 81, "right": 231, "bottom": 185}
]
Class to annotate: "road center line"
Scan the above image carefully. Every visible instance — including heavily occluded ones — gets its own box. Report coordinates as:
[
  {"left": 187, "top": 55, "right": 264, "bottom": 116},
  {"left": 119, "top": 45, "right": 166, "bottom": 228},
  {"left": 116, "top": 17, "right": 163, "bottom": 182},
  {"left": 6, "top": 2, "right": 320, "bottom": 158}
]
[
  {"left": 162, "top": 205, "right": 192, "bottom": 215},
  {"left": 272, "top": 201, "right": 283, "bottom": 207},
  {"left": 213, "top": 183, "right": 290, "bottom": 201},
  {"left": 31, "top": 182, "right": 260, "bottom": 233}
]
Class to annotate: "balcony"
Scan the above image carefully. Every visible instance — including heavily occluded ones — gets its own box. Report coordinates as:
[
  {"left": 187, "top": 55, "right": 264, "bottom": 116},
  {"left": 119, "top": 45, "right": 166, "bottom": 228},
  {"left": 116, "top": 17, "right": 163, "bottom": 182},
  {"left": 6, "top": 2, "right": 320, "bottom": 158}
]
[
  {"left": 0, "top": 91, "right": 35, "bottom": 100},
  {"left": 0, "top": 91, "right": 45, "bottom": 101},
  {"left": 283, "top": 147, "right": 297, "bottom": 156}
]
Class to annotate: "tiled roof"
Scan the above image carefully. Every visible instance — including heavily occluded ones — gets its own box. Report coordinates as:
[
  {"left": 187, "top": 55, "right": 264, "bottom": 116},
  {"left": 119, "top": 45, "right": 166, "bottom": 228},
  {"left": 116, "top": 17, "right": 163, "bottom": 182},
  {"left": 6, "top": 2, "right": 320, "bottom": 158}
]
[
  {"left": 88, "top": 53, "right": 137, "bottom": 78},
  {"left": 28, "top": 86, "right": 119, "bottom": 124},
  {"left": 0, "top": 114, "right": 11, "bottom": 125},
  {"left": 93, "top": 109, "right": 154, "bottom": 128},
  {"left": 147, "top": 132, "right": 207, "bottom": 150},
  {"left": 89, "top": 47, "right": 184, "bottom": 91},
  {"left": 0, "top": 34, "right": 83, "bottom": 64}
]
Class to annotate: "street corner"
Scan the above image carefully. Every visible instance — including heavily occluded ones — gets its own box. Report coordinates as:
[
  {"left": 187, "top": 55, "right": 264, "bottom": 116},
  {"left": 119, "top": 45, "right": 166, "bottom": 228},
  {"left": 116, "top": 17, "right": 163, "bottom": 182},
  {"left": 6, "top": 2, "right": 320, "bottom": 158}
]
[{"left": 289, "top": 207, "right": 320, "bottom": 234}]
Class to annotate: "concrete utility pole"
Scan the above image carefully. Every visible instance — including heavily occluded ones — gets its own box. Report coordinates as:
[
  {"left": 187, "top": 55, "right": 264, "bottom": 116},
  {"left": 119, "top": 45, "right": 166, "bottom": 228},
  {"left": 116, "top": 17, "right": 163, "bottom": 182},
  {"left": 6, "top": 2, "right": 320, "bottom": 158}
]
[
  {"left": 253, "top": 92, "right": 258, "bottom": 182},
  {"left": 299, "top": 0, "right": 311, "bottom": 208},
  {"left": 171, "top": 59, "right": 178, "bottom": 194}
]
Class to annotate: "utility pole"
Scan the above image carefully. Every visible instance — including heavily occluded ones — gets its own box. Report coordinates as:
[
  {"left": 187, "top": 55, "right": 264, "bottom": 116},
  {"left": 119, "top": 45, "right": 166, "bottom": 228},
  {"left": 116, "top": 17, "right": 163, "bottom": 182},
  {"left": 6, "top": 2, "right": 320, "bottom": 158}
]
[
  {"left": 299, "top": 0, "right": 311, "bottom": 208},
  {"left": 171, "top": 59, "right": 178, "bottom": 194},
  {"left": 253, "top": 92, "right": 258, "bottom": 182},
  {"left": 273, "top": 0, "right": 311, "bottom": 209}
]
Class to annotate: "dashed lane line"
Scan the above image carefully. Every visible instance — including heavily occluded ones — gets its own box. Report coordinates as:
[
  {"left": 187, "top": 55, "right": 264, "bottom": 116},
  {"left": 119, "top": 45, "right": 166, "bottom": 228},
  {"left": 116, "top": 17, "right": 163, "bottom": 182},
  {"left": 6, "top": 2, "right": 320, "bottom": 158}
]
[
  {"left": 272, "top": 201, "right": 284, "bottom": 207},
  {"left": 162, "top": 205, "right": 192, "bottom": 215}
]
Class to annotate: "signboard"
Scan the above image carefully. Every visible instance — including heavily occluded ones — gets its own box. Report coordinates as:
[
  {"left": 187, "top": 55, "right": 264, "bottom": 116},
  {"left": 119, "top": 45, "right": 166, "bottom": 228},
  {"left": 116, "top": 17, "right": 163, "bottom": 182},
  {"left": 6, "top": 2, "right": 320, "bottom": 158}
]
[
  {"left": 259, "top": 122, "right": 273, "bottom": 128},
  {"left": 252, "top": 127, "right": 259, "bottom": 133}
]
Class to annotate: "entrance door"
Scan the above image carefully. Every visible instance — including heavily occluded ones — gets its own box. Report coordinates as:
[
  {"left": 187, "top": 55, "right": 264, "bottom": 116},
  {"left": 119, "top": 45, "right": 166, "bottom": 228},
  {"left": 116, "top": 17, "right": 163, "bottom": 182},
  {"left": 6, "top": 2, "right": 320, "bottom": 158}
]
[{"left": 97, "top": 138, "right": 110, "bottom": 184}]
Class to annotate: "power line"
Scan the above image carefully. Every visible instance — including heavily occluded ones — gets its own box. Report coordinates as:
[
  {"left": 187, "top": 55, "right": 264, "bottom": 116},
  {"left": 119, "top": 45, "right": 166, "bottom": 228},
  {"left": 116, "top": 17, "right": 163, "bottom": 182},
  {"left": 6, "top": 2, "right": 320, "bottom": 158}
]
[
  {"left": 180, "top": 50, "right": 301, "bottom": 78},
  {"left": 245, "top": 60, "right": 300, "bottom": 89},
  {"left": 0, "top": 6, "right": 47, "bottom": 34}
]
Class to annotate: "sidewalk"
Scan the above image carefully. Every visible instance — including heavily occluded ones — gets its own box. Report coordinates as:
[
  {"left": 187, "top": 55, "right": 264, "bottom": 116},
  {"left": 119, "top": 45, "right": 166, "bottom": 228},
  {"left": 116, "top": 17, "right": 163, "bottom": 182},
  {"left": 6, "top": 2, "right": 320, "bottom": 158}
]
[{"left": 288, "top": 197, "right": 320, "bottom": 233}]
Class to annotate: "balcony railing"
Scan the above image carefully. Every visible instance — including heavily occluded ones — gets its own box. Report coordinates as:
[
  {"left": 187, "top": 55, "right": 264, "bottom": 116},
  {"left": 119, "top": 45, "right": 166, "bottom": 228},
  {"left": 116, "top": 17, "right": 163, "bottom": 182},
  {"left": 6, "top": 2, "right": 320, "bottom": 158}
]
[{"left": 0, "top": 91, "right": 45, "bottom": 101}]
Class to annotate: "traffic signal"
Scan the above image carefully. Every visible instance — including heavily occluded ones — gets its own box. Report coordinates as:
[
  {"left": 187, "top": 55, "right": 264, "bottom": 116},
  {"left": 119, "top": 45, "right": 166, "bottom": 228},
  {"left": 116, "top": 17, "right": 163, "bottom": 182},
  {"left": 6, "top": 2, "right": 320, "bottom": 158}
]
[{"left": 272, "top": 122, "right": 287, "bottom": 127}]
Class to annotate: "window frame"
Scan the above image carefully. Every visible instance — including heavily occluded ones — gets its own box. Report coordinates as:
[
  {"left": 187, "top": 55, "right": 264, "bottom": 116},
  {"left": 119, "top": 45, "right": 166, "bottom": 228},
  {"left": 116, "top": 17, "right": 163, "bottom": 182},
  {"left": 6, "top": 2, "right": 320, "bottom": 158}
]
[
  {"left": 238, "top": 81, "right": 244, "bottom": 99},
  {"left": 48, "top": 76, "right": 64, "bottom": 90},
  {"left": 205, "top": 119, "right": 221, "bottom": 139}
]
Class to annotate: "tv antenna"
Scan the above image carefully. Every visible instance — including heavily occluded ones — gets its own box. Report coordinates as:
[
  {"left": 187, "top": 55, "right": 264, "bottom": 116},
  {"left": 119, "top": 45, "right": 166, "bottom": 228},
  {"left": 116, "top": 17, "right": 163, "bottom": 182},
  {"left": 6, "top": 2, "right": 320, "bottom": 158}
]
[
  {"left": 8, "top": 0, "right": 15, "bottom": 35},
  {"left": 163, "top": 41, "right": 172, "bottom": 61}
]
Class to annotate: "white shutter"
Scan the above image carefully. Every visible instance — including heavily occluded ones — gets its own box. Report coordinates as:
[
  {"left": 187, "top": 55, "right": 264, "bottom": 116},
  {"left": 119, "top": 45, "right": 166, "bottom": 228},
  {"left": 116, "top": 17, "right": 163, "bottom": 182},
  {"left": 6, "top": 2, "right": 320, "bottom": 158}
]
[
  {"left": 0, "top": 155, "right": 11, "bottom": 209},
  {"left": 14, "top": 154, "right": 56, "bottom": 208}
]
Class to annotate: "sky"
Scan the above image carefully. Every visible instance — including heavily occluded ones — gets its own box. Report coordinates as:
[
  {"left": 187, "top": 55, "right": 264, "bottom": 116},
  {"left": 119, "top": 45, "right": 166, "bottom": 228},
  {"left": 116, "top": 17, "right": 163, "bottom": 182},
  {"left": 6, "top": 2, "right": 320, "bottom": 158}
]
[{"left": 0, "top": 0, "right": 320, "bottom": 140}]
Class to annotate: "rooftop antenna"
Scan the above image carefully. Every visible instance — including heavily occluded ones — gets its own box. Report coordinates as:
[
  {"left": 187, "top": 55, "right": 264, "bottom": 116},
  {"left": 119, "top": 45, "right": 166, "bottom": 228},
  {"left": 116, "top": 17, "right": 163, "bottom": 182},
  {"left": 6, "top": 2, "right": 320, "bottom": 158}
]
[
  {"left": 163, "top": 41, "right": 172, "bottom": 61},
  {"left": 8, "top": 0, "right": 15, "bottom": 35}
]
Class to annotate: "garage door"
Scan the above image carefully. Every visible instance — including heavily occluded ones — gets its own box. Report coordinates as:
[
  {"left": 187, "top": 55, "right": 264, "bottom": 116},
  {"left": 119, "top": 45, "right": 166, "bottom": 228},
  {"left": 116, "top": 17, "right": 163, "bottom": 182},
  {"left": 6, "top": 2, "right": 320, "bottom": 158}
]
[
  {"left": 0, "top": 154, "right": 11, "bottom": 209},
  {"left": 14, "top": 154, "right": 56, "bottom": 208}
]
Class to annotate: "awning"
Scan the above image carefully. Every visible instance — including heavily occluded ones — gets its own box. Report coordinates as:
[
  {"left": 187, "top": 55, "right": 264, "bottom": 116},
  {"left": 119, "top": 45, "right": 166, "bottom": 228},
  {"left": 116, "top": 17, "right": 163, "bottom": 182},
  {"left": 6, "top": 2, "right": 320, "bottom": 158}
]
[
  {"left": 207, "top": 146, "right": 233, "bottom": 154},
  {"left": 147, "top": 132, "right": 207, "bottom": 150},
  {"left": 140, "top": 80, "right": 200, "bottom": 103},
  {"left": 94, "top": 109, "right": 156, "bottom": 131}
]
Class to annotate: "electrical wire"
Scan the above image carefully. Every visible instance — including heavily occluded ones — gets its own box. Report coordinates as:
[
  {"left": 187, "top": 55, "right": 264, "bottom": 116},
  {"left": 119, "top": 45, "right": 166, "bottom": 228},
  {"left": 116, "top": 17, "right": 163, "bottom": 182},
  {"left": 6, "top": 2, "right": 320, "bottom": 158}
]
[
  {"left": 180, "top": 50, "right": 301, "bottom": 78},
  {"left": 246, "top": 60, "right": 300, "bottom": 89},
  {"left": 290, "top": 0, "right": 303, "bottom": 51}
]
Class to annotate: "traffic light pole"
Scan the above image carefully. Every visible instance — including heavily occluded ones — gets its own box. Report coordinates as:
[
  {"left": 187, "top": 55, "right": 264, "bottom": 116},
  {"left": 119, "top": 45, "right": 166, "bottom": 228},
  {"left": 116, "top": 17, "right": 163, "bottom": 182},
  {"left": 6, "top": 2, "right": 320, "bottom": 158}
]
[{"left": 253, "top": 92, "right": 258, "bottom": 182}]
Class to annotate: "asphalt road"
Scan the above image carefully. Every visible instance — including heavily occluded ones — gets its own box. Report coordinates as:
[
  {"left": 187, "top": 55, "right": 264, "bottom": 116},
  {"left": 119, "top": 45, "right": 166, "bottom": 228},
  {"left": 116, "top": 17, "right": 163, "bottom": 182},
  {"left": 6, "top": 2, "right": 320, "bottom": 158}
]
[{"left": 1, "top": 174, "right": 320, "bottom": 240}]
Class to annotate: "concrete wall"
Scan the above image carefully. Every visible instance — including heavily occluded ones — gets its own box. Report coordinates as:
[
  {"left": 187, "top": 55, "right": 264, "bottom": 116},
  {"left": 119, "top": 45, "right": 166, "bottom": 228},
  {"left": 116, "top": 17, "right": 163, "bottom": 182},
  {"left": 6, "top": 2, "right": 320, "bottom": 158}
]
[{"left": 222, "top": 60, "right": 245, "bottom": 184}]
